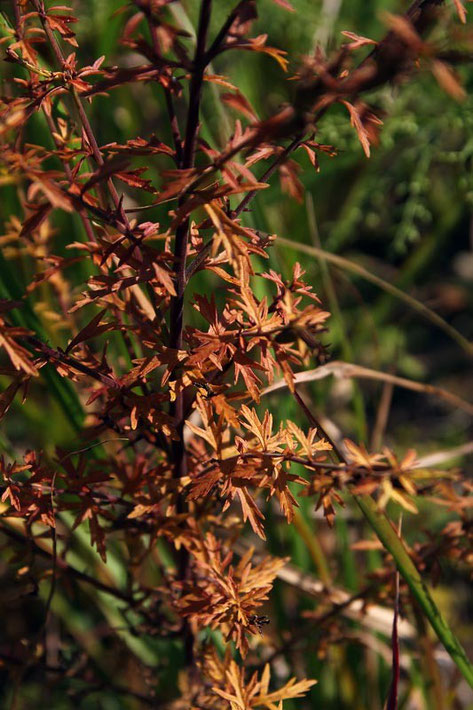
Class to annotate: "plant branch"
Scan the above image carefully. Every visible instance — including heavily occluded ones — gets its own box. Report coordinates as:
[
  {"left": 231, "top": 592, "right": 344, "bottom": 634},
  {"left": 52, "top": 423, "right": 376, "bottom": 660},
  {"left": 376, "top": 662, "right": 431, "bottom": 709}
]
[
  {"left": 261, "top": 360, "right": 473, "bottom": 416},
  {"left": 291, "top": 391, "right": 473, "bottom": 688},
  {"left": 12, "top": 0, "right": 98, "bottom": 245},
  {"left": 166, "top": 0, "right": 213, "bottom": 668},
  {"left": 204, "top": 2, "right": 242, "bottom": 63},
  {"left": 169, "top": 0, "right": 212, "bottom": 351},
  {"left": 25, "top": 336, "right": 121, "bottom": 390}
]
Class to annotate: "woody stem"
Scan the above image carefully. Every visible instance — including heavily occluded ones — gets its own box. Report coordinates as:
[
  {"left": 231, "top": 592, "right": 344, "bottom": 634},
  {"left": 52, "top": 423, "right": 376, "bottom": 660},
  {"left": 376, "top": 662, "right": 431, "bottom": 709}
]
[{"left": 168, "top": 0, "right": 213, "bottom": 667}]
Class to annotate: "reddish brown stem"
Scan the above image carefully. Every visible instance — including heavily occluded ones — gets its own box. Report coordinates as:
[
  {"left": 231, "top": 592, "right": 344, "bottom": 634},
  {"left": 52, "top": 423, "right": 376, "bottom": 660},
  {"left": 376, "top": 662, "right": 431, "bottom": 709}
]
[
  {"left": 169, "top": 0, "right": 212, "bottom": 361},
  {"left": 204, "top": 2, "right": 243, "bottom": 63},
  {"left": 26, "top": 336, "right": 120, "bottom": 390},
  {"left": 195, "top": 450, "right": 400, "bottom": 480},
  {"left": 167, "top": 0, "right": 213, "bottom": 667}
]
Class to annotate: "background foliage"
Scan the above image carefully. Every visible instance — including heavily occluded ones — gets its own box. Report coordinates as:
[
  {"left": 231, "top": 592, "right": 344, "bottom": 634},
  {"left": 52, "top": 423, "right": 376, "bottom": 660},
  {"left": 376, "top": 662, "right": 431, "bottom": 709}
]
[{"left": 1, "top": 0, "right": 473, "bottom": 708}]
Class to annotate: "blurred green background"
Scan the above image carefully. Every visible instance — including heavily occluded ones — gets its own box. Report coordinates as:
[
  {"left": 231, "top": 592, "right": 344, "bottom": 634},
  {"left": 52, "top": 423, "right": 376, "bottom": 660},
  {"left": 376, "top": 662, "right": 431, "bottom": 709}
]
[{"left": 1, "top": 0, "right": 473, "bottom": 707}]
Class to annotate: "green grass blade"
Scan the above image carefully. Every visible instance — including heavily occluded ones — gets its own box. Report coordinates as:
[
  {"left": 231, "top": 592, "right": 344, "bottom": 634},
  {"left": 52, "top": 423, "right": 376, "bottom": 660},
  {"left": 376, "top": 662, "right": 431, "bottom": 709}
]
[
  {"left": 355, "top": 494, "right": 473, "bottom": 688},
  {"left": 305, "top": 194, "right": 367, "bottom": 442},
  {"left": 0, "top": 251, "right": 84, "bottom": 433}
]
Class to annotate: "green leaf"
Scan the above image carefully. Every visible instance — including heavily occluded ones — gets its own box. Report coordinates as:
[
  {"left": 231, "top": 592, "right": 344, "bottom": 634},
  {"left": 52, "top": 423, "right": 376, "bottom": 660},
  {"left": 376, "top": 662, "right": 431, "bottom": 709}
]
[
  {"left": 0, "top": 250, "right": 84, "bottom": 433},
  {"left": 356, "top": 494, "right": 473, "bottom": 688}
]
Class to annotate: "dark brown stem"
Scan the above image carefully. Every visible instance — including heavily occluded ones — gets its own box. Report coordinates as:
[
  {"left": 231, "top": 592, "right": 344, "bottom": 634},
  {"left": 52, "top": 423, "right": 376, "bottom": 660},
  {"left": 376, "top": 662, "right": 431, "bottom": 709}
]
[
  {"left": 204, "top": 2, "right": 243, "bottom": 63},
  {"left": 183, "top": 0, "right": 212, "bottom": 169},
  {"left": 167, "top": 0, "right": 213, "bottom": 667},
  {"left": 170, "top": 0, "right": 212, "bottom": 350},
  {"left": 26, "top": 336, "right": 121, "bottom": 390}
]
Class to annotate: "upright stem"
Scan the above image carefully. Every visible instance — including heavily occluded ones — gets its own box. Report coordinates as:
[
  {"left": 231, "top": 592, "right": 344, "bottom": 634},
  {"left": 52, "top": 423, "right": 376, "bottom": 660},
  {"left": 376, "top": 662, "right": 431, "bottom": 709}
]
[
  {"left": 169, "top": 0, "right": 212, "bottom": 382},
  {"left": 168, "top": 0, "right": 212, "bottom": 666},
  {"left": 182, "top": 0, "right": 212, "bottom": 169}
]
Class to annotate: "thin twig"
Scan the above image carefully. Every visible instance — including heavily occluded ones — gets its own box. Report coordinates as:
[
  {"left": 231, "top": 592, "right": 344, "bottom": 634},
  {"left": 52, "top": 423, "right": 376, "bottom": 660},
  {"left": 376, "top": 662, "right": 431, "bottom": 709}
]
[
  {"left": 26, "top": 336, "right": 121, "bottom": 390},
  {"left": 31, "top": 0, "right": 156, "bottom": 321},
  {"left": 261, "top": 360, "right": 473, "bottom": 417}
]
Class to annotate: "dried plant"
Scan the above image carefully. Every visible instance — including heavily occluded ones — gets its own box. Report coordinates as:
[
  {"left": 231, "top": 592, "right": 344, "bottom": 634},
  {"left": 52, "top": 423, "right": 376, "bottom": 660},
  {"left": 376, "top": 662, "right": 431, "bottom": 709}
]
[{"left": 1, "top": 0, "right": 473, "bottom": 706}]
